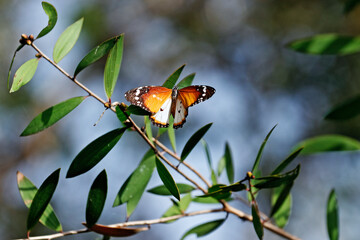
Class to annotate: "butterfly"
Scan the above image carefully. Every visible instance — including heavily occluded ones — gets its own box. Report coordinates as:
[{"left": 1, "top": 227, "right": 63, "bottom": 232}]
[{"left": 124, "top": 85, "right": 215, "bottom": 128}]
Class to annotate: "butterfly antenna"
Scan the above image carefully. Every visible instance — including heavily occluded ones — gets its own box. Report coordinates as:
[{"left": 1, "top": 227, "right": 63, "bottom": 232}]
[{"left": 93, "top": 108, "right": 107, "bottom": 126}]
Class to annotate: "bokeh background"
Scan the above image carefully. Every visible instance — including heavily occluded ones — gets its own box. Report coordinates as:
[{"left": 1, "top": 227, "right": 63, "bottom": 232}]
[{"left": 1, "top": 0, "right": 360, "bottom": 239}]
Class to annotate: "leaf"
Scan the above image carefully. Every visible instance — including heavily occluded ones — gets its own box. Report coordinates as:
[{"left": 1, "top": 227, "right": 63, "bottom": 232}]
[
  {"left": 270, "top": 182, "right": 293, "bottom": 218},
  {"left": 27, "top": 168, "right": 60, "bottom": 231},
  {"left": 219, "top": 182, "right": 247, "bottom": 192},
  {"left": 86, "top": 170, "right": 107, "bottom": 228},
  {"left": 115, "top": 105, "right": 128, "bottom": 125},
  {"left": 271, "top": 147, "right": 303, "bottom": 175},
  {"left": 126, "top": 105, "right": 150, "bottom": 116},
  {"left": 162, "top": 64, "right": 185, "bottom": 89},
  {"left": 104, "top": 35, "right": 124, "bottom": 98},
  {"left": 162, "top": 194, "right": 192, "bottom": 220},
  {"left": 197, "top": 184, "right": 231, "bottom": 200},
  {"left": 286, "top": 34, "right": 360, "bottom": 56},
  {"left": 181, "top": 123, "right": 213, "bottom": 161},
  {"left": 177, "top": 73, "right": 195, "bottom": 89},
  {"left": 271, "top": 185, "right": 292, "bottom": 228},
  {"left": 36, "top": 2, "right": 58, "bottom": 39},
  {"left": 17, "top": 171, "right": 62, "bottom": 231},
  {"left": 344, "top": 0, "right": 360, "bottom": 13},
  {"left": 113, "top": 149, "right": 156, "bottom": 217},
  {"left": 180, "top": 219, "right": 225, "bottom": 240},
  {"left": 324, "top": 95, "right": 360, "bottom": 120},
  {"left": 293, "top": 135, "right": 360, "bottom": 155},
  {"left": 201, "top": 139, "right": 217, "bottom": 184},
  {"left": 10, "top": 58, "right": 39, "bottom": 93},
  {"left": 7, "top": 44, "right": 25, "bottom": 89},
  {"left": 84, "top": 223, "right": 149, "bottom": 237},
  {"left": 168, "top": 115, "right": 176, "bottom": 152},
  {"left": 66, "top": 128, "right": 126, "bottom": 178},
  {"left": 254, "top": 165, "right": 300, "bottom": 189},
  {"left": 74, "top": 35, "right": 121, "bottom": 77},
  {"left": 201, "top": 139, "right": 212, "bottom": 168},
  {"left": 327, "top": 189, "right": 339, "bottom": 240},
  {"left": 217, "top": 156, "right": 226, "bottom": 177},
  {"left": 155, "top": 157, "right": 180, "bottom": 201},
  {"left": 251, "top": 204, "right": 263, "bottom": 240},
  {"left": 21, "top": 96, "right": 86, "bottom": 136},
  {"left": 148, "top": 183, "right": 195, "bottom": 196},
  {"left": 224, "top": 142, "right": 234, "bottom": 183},
  {"left": 252, "top": 125, "right": 277, "bottom": 173},
  {"left": 144, "top": 116, "right": 153, "bottom": 144},
  {"left": 53, "top": 18, "right": 83, "bottom": 63}
]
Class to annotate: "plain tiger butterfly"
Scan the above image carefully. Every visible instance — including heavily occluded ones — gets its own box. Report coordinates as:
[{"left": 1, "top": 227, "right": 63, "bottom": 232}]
[{"left": 124, "top": 85, "right": 215, "bottom": 128}]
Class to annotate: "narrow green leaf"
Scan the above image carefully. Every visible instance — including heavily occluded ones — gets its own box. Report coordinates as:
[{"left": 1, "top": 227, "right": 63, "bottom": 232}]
[
  {"left": 21, "top": 96, "right": 86, "bottom": 136},
  {"left": 327, "top": 189, "right": 339, "bottom": 240},
  {"left": 177, "top": 73, "right": 195, "bottom": 89},
  {"left": 192, "top": 196, "right": 223, "bottom": 204},
  {"left": 344, "top": 0, "right": 360, "bottom": 13},
  {"left": 147, "top": 183, "right": 195, "bottom": 196},
  {"left": 7, "top": 44, "right": 25, "bottom": 89},
  {"left": 86, "top": 170, "right": 108, "bottom": 228},
  {"left": 144, "top": 116, "right": 153, "bottom": 144},
  {"left": 293, "top": 135, "right": 360, "bottom": 155},
  {"left": 17, "top": 171, "right": 62, "bottom": 232},
  {"left": 251, "top": 204, "right": 263, "bottom": 240},
  {"left": 287, "top": 34, "right": 360, "bottom": 55},
  {"left": 180, "top": 219, "right": 225, "bottom": 240},
  {"left": 74, "top": 35, "right": 121, "bottom": 77},
  {"left": 27, "top": 168, "right": 60, "bottom": 231},
  {"left": 162, "top": 64, "right": 185, "bottom": 89},
  {"left": 325, "top": 95, "right": 360, "bottom": 120},
  {"left": 104, "top": 34, "right": 124, "bottom": 98},
  {"left": 271, "top": 147, "right": 303, "bottom": 175},
  {"left": 201, "top": 139, "right": 212, "bottom": 167},
  {"left": 113, "top": 149, "right": 156, "bottom": 217},
  {"left": 162, "top": 194, "right": 192, "bottom": 220},
  {"left": 254, "top": 165, "right": 300, "bottom": 189},
  {"left": 197, "top": 184, "right": 231, "bottom": 200},
  {"left": 66, "top": 128, "right": 126, "bottom": 178},
  {"left": 10, "top": 58, "right": 39, "bottom": 93},
  {"left": 224, "top": 142, "right": 234, "bottom": 183},
  {"left": 53, "top": 18, "right": 83, "bottom": 63},
  {"left": 271, "top": 185, "right": 292, "bottom": 228},
  {"left": 155, "top": 157, "right": 180, "bottom": 201},
  {"left": 115, "top": 105, "right": 128, "bottom": 125},
  {"left": 36, "top": 2, "right": 58, "bottom": 39},
  {"left": 219, "top": 182, "right": 247, "bottom": 192},
  {"left": 181, "top": 123, "right": 213, "bottom": 161},
  {"left": 126, "top": 105, "right": 150, "bottom": 116},
  {"left": 168, "top": 115, "right": 176, "bottom": 152},
  {"left": 217, "top": 156, "right": 226, "bottom": 177},
  {"left": 252, "top": 125, "right": 277, "bottom": 173},
  {"left": 270, "top": 182, "right": 293, "bottom": 217}
]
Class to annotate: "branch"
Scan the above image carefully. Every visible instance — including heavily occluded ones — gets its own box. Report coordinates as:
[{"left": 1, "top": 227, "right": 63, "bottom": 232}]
[{"left": 16, "top": 208, "right": 224, "bottom": 240}]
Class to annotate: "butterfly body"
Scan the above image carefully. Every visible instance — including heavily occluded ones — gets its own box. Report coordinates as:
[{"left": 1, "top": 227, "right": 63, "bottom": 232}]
[{"left": 125, "top": 85, "right": 215, "bottom": 128}]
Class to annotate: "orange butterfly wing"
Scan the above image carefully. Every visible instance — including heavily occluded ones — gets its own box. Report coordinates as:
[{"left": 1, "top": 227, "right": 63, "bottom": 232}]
[
  {"left": 174, "top": 85, "right": 215, "bottom": 128},
  {"left": 177, "top": 85, "right": 216, "bottom": 108},
  {"left": 125, "top": 86, "right": 172, "bottom": 114}
]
